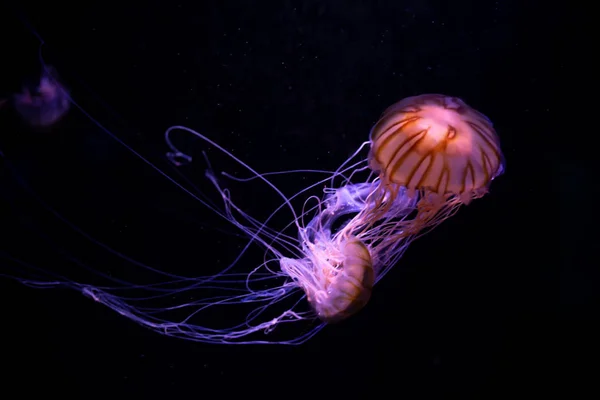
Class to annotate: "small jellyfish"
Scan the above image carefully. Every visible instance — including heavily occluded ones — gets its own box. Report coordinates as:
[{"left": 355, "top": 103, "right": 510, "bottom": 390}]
[{"left": 12, "top": 66, "right": 70, "bottom": 128}]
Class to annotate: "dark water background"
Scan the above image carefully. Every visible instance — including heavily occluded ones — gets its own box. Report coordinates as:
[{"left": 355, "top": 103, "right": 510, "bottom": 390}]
[{"left": 0, "top": 1, "right": 582, "bottom": 398}]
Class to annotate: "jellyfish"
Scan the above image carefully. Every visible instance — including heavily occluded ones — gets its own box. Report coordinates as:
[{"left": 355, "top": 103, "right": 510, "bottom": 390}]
[
  {"left": 365, "top": 93, "right": 505, "bottom": 238},
  {"left": 11, "top": 65, "right": 70, "bottom": 128},
  {"left": 164, "top": 94, "right": 505, "bottom": 326},
  {"left": 2, "top": 92, "right": 504, "bottom": 344}
]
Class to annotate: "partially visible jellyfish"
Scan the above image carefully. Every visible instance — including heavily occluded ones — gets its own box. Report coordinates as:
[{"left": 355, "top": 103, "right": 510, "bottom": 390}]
[
  {"left": 11, "top": 66, "right": 70, "bottom": 128},
  {"left": 3, "top": 93, "right": 504, "bottom": 344}
]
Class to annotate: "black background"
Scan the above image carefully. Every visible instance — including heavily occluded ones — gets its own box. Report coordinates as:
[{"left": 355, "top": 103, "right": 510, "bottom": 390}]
[{"left": 0, "top": 1, "right": 584, "bottom": 398}]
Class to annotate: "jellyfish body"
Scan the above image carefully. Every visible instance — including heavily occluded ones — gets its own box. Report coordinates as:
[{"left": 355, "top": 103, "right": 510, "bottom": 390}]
[
  {"left": 12, "top": 66, "right": 70, "bottom": 128},
  {"left": 4, "top": 93, "right": 503, "bottom": 344},
  {"left": 369, "top": 94, "right": 504, "bottom": 197}
]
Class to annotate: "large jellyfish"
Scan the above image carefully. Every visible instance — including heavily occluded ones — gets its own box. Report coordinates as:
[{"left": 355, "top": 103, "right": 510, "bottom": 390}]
[{"left": 3, "top": 92, "right": 504, "bottom": 344}]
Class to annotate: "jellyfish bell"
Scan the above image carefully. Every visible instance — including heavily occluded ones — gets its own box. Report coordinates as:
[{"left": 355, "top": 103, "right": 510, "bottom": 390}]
[
  {"left": 369, "top": 94, "right": 504, "bottom": 198},
  {"left": 12, "top": 66, "right": 70, "bottom": 129},
  {"left": 281, "top": 235, "right": 374, "bottom": 324},
  {"left": 365, "top": 93, "right": 504, "bottom": 236}
]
